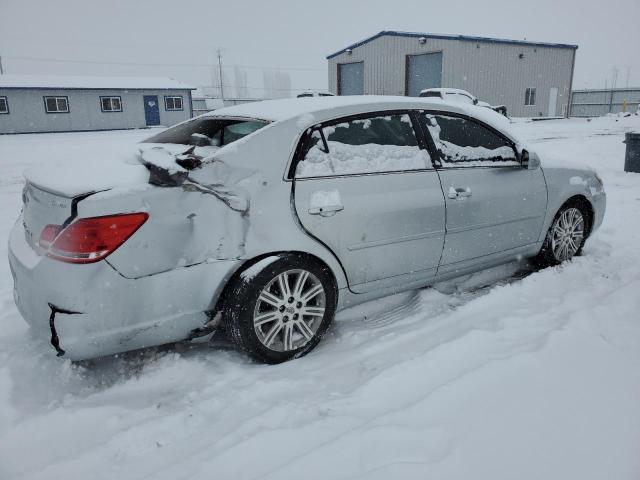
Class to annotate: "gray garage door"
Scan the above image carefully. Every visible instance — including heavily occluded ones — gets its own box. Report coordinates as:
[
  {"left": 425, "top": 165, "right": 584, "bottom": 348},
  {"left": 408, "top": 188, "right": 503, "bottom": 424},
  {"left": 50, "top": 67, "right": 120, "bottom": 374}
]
[
  {"left": 338, "top": 62, "right": 364, "bottom": 95},
  {"left": 406, "top": 52, "right": 443, "bottom": 97}
]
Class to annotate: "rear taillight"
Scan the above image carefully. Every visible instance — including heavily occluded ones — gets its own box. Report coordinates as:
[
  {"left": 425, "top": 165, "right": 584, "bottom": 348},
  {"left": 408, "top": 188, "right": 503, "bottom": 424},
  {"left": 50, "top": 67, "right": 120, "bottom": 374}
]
[
  {"left": 38, "top": 224, "right": 62, "bottom": 250},
  {"left": 39, "top": 212, "right": 149, "bottom": 264}
]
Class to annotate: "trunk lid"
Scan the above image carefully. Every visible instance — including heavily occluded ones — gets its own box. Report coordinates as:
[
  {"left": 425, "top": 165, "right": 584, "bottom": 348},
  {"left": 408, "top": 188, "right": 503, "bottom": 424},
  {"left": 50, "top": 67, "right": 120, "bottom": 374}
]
[
  {"left": 21, "top": 149, "right": 150, "bottom": 252},
  {"left": 22, "top": 182, "right": 76, "bottom": 252}
]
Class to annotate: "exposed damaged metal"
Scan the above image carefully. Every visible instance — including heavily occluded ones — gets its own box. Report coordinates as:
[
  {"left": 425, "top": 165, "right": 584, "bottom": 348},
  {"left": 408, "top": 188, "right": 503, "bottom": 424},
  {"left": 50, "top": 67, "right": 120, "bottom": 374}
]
[
  {"left": 187, "top": 311, "right": 222, "bottom": 340},
  {"left": 181, "top": 180, "right": 249, "bottom": 214},
  {"left": 47, "top": 303, "right": 81, "bottom": 357}
]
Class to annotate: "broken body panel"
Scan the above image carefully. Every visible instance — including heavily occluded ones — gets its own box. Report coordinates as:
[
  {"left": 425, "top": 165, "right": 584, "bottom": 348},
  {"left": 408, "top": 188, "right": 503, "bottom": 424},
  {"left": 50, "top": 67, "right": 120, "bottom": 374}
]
[{"left": 8, "top": 96, "right": 606, "bottom": 359}]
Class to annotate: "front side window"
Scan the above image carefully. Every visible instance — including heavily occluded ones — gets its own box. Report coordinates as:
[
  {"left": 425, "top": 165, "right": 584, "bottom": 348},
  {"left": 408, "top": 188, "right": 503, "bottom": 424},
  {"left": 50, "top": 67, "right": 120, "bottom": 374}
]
[
  {"left": 100, "top": 96, "right": 122, "bottom": 112},
  {"left": 164, "top": 96, "right": 183, "bottom": 111},
  {"left": 421, "top": 113, "right": 518, "bottom": 167},
  {"left": 0, "top": 96, "right": 8, "bottom": 114},
  {"left": 44, "top": 96, "right": 69, "bottom": 113},
  {"left": 295, "top": 113, "right": 431, "bottom": 178},
  {"left": 525, "top": 88, "right": 536, "bottom": 106}
]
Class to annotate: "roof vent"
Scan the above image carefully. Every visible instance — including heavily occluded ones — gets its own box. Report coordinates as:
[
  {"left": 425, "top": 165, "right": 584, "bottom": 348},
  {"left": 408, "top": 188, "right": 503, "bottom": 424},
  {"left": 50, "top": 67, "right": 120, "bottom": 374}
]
[
  {"left": 346, "top": 48, "right": 353, "bottom": 55},
  {"left": 419, "top": 37, "right": 427, "bottom": 44}
]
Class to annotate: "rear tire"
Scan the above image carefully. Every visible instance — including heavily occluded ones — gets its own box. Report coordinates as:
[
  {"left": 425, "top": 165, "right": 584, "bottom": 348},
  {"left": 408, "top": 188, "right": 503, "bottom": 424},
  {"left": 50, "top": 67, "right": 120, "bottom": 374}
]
[
  {"left": 535, "top": 201, "right": 588, "bottom": 267},
  {"left": 225, "top": 253, "right": 337, "bottom": 364}
]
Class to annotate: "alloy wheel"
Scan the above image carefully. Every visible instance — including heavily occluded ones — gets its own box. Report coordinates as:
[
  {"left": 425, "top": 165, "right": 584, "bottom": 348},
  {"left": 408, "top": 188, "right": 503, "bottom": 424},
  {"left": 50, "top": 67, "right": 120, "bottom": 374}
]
[
  {"left": 253, "top": 269, "right": 326, "bottom": 352},
  {"left": 551, "top": 207, "right": 585, "bottom": 262}
]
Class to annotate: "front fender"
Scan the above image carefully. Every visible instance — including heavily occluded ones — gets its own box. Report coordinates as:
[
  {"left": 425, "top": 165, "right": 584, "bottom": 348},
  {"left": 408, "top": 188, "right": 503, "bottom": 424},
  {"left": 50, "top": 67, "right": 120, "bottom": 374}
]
[{"left": 538, "top": 167, "right": 606, "bottom": 241}]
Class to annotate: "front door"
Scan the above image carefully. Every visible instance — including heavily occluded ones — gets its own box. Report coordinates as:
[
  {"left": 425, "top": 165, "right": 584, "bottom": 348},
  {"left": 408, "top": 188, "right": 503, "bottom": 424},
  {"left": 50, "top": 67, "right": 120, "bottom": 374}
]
[
  {"left": 419, "top": 112, "right": 547, "bottom": 269},
  {"left": 143, "top": 95, "right": 160, "bottom": 126},
  {"left": 293, "top": 111, "right": 445, "bottom": 293}
]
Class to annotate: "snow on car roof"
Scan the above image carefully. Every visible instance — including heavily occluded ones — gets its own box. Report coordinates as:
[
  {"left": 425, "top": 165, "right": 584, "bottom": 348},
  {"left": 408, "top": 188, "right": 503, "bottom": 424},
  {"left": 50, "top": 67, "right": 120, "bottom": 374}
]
[
  {"left": 0, "top": 74, "right": 195, "bottom": 90},
  {"left": 207, "top": 96, "right": 436, "bottom": 121},
  {"left": 205, "top": 95, "right": 517, "bottom": 141}
]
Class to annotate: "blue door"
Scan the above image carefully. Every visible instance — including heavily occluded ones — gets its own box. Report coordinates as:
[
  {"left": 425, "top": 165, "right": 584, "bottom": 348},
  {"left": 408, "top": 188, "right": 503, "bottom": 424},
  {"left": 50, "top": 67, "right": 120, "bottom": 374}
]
[
  {"left": 406, "top": 52, "right": 443, "bottom": 96},
  {"left": 143, "top": 95, "right": 160, "bottom": 126}
]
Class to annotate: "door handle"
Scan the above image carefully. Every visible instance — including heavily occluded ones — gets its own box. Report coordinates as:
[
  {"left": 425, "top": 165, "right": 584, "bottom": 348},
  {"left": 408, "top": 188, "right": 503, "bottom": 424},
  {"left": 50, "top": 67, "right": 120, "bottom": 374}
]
[
  {"left": 448, "top": 186, "right": 472, "bottom": 199},
  {"left": 308, "top": 204, "right": 344, "bottom": 217}
]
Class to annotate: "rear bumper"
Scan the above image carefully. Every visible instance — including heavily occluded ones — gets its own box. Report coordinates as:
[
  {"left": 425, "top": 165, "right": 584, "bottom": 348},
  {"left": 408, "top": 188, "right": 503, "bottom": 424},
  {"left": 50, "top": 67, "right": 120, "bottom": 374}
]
[{"left": 8, "top": 217, "right": 240, "bottom": 360}]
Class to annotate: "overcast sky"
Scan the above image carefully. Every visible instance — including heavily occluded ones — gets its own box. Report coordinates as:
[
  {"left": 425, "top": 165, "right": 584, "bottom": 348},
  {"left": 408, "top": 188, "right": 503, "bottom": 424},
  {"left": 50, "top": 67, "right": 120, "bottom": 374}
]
[{"left": 1, "top": 0, "right": 638, "bottom": 97}]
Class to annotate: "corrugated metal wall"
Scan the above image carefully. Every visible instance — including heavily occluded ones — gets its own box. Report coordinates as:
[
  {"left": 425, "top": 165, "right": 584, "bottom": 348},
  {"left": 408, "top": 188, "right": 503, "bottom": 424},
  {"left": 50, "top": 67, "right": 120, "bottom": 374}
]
[
  {"left": 0, "top": 88, "right": 193, "bottom": 134},
  {"left": 328, "top": 35, "right": 575, "bottom": 117},
  {"left": 570, "top": 89, "right": 640, "bottom": 117}
]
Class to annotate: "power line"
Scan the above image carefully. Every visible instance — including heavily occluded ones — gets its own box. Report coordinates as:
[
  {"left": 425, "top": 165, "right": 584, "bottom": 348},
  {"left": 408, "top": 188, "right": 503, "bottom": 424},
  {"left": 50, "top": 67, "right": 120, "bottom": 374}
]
[
  {"left": 6, "top": 55, "right": 209, "bottom": 67},
  {"left": 2, "top": 54, "right": 328, "bottom": 93},
  {"left": 1, "top": 35, "right": 329, "bottom": 57},
  {"left": 4, "top": 55, "right": 326, "bottom": 71}
]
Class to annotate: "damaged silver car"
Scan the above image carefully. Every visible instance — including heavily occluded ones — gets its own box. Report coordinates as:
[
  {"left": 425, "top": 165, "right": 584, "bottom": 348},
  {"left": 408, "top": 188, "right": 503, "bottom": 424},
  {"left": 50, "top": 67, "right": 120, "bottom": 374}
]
[{"left": 8, "top": 96, "right": 606, "bottom": 363}]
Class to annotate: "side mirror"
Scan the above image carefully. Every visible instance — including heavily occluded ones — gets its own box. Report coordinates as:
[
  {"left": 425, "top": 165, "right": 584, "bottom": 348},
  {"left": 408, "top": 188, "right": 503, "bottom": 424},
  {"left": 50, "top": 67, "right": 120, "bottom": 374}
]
[
  {"left": 520, "top": 149, "right": 541, "bottom": 170},
  {"left": 473, "top": 98, "right": 479, "bottom": 105}
]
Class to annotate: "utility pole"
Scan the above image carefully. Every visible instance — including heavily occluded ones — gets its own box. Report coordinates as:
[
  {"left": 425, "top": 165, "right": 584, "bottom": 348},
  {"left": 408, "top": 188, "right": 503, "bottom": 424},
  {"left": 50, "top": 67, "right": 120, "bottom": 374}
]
[
  {"left": 217, "top": 49, "right": 224, "bottom": 100},
  {"left": 0, "top": 55, "right": 4, "bottom": 75},
  {"left": 626, "top": 66, "right": 631, "bottom": 88}
]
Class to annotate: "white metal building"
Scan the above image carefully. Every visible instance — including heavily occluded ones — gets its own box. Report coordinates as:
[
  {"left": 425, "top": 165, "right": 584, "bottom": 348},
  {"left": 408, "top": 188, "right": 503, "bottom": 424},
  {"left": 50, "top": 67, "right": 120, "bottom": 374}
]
[
  {"left": 327, "top": 31, "right": 578, "bottom": 117},
  {"left": 0, "top": 75, "right": 195, "bottom": 134}
]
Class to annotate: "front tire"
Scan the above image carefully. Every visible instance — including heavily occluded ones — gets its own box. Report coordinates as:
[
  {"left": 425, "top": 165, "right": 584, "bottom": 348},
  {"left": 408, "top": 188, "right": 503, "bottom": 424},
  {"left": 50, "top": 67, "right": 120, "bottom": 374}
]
[
  {"left": 225, "top": 254, "right": 337, "bottom": 364},
  {"left": 535, "top": 202, "right": 588, "bottom": 267}
]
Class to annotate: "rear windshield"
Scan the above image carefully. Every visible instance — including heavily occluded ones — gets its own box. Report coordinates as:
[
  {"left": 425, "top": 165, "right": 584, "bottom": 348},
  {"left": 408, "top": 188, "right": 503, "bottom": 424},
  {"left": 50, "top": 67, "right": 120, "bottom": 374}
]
[{"left": 143, "top": 117, "right": 269, "bottom": 146}]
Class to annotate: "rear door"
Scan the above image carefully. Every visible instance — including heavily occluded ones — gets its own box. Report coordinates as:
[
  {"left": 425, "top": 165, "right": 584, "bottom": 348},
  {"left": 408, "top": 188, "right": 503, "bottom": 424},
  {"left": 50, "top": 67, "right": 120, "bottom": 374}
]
[
  {"left": 418, "top": 111, "right": 547, "bottom": 270},
  {"left": 293, "top": 111, "right": 445, "bottom": 293}
]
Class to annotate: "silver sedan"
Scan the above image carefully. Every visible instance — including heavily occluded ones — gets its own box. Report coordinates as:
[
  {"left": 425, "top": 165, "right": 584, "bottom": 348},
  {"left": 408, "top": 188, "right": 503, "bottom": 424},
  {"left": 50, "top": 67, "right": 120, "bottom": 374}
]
[{"left": 8, "top": 96, "right": 606, "bottom": 362}]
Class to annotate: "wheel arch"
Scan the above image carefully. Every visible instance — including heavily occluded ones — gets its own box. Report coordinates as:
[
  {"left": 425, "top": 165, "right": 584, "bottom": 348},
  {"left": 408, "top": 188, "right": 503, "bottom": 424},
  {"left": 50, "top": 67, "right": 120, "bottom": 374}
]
[
  {"left": 560, "top": 194, "right": 595, "bottom": 237},
  {"left": 210, "top": 250, "right": 342, "bottom": 318}
]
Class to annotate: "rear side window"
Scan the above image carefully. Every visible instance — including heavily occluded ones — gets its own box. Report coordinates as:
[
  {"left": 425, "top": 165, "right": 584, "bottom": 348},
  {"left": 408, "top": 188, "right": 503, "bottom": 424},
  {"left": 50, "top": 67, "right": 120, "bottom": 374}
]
[
  {"left": 295, "top": 113, "right": 431, "bottom": 178},
  {"left": 143, "top": 117, "right": 268, "bottom": 146},
  {"left": 421, "top": 113, "right": 518, "bottom": 167}
]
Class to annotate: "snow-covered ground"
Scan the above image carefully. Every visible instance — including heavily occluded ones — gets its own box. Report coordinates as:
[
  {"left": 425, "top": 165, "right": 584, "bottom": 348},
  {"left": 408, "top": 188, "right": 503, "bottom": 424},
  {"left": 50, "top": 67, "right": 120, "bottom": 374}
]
[{"left": 1, "top": 115, "right": 640, "bottom": 479}]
